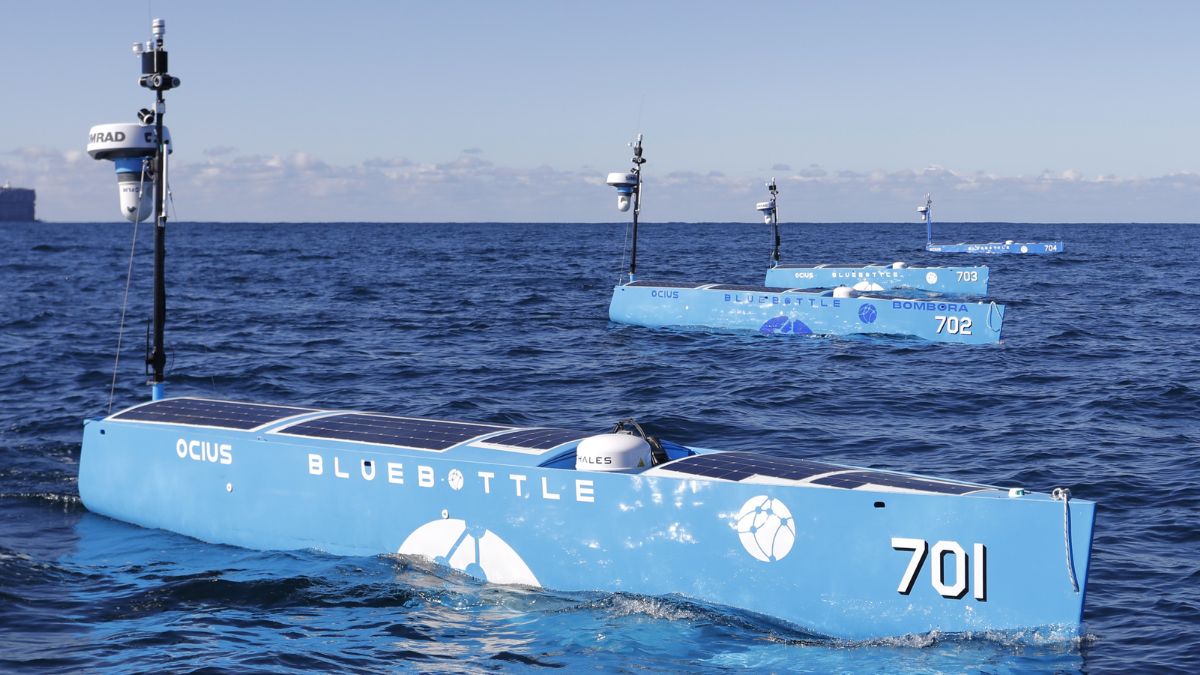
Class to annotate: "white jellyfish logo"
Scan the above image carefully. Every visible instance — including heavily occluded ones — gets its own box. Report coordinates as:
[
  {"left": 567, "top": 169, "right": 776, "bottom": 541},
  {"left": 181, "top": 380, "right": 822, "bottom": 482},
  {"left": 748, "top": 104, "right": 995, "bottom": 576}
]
[
  {"left": 925, "top": 271, "right": 938, "bottom": 285},
  {"left": 447, "top": 468, "right": 464, "bottom": 491},
  {"left": 398, "top": 517, "right": 540, "bottom": 586},
  {"left": 735, "top": 495, "right": 796, "bottom": 562}
]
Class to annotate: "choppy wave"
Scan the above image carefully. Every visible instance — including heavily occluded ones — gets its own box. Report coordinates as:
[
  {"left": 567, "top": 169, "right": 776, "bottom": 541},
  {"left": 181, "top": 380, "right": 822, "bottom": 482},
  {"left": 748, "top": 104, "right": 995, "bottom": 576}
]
[{"left": 1, "top": 221, "right": 1197, "bottom": 672}]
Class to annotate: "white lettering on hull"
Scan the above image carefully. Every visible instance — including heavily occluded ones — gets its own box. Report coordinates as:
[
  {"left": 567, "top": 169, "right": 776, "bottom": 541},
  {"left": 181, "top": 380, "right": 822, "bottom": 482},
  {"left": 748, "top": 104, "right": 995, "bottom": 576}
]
[{"left": 305, "top": 453, "right": 595, "bottom": 504}]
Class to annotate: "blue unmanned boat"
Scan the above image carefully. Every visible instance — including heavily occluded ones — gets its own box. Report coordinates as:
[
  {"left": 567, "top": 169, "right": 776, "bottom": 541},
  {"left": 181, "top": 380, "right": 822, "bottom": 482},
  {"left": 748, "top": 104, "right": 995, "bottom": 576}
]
[
  {"left": 922, "top": 194, "right": 1065, "bottom": 255},
  {"left": 758, "top": 180, "right": 989, "bottom": 295},
  {"left": 82, "top": 398, "right": 1095, "bottom": 640},
  {"left": 605, "top": 139, "right": 1005, "bottom": 344},
  {"left": 78, "top": 21, "right": 1093, "bottom": 641}
]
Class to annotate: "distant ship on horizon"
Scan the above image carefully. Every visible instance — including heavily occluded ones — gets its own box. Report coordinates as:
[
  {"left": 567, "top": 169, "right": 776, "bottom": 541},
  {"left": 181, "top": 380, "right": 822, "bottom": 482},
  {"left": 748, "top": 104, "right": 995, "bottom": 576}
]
[{"left": 0, "top": 183, "right": 36, "bottom": 222}]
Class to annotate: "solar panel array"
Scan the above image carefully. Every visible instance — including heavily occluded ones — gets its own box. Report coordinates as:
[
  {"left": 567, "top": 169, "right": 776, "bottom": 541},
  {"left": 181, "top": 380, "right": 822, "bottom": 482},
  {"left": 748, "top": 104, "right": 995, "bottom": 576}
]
[
  {"left": 776, "top": 263, "right": 881, "bottom": 269},
  {"left": 279, "top": 413, "right": 509, "bottom": 450},
  {"left": 810, "top": 471, "right": 983, "bottom": 495},
  {"left": 480, "top": 427, "right": 585, "bottom": 450},
  {"left": 627, "top": 280, "right": 701, "bottom": 289},
  {"left": 111, "top": 397, "right": 314, "bottom": 430},
  {"left": 663, "top": 452, "right": 844, "bottom": 482},
  {"left": 708, "top": 284, "right": 791, "bottom": 293},
  {"left": 663, "top": 452, "right": 987, "bottom": 495}
]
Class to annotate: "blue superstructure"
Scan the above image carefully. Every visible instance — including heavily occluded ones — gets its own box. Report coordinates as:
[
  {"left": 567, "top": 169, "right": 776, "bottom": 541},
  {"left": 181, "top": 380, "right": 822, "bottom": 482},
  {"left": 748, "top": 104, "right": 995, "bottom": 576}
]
[
  {"left": 765, "top": 263, "right": 989, "bottom": 295},
  {"left": 605, "top": 140, "right": 1005, "bottom": 344},
  {"left": 928, "top": 241, "right": 1065, "bottom": 255},
  {"left": 80, "top": 397, "right": 1094, "bottom": 640},
  {"left": 758, "top": 181, "right": 989, "bottom": 295},
  {"left": 611, "top": 281, "right": 1003, "bottom": 345},
  {"left": 922, "top": 194, "right": 1064, "bottom": 255}
]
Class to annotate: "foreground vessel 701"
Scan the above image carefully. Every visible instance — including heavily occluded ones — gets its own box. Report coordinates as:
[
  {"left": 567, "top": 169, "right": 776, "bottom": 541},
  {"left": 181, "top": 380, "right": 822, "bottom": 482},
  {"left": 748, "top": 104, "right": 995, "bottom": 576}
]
[
  {"left": 82, "top": 397, "right": 1094, "bottom": 640},
  {"left": 78, "top": 20, "right": 1092, "bottom": 641}
]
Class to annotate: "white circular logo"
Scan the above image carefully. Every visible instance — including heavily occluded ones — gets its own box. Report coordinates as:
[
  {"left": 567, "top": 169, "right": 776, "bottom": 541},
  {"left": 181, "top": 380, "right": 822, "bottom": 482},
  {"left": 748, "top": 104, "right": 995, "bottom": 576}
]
[
  {"left": 1020, "top": 245, "right": 1029, "bottom": 253},
  {"left": 735, "top": 495, "right": 796, "bottom": 562},
  {"left": 399, "top": 518, "right": 540, "bottom": 586},
  {"left": 448, "top": 468, "right": 464, "bottom": 491},
  {"left": 925, "top": 271, "right": 938, "bottom": 285}
]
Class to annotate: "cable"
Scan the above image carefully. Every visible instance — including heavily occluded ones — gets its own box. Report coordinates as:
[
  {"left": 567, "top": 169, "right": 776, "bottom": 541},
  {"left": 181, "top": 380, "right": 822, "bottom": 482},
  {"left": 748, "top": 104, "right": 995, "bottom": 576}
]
[
  {"left": 1051, "top": 487, "right": 1080, "bottom": 593},
  {"left": 107, "top": 160, "right": 149, "bottom": 413}
]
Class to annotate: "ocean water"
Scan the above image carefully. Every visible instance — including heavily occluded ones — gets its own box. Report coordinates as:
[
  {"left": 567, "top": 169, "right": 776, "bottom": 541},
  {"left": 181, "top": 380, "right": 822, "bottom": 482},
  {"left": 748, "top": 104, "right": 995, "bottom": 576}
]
[{"left": 1, "top": 220, "right": 1197, "bottom": 673}]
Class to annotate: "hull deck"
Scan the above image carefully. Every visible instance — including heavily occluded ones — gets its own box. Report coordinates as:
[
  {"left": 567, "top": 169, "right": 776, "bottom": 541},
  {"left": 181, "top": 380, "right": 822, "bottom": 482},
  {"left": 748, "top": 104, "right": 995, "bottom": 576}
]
[
  {"left": 610, "top": 281, "right": 1004, "bottom": 344},
  {"left": 928, "top": 241, "right": 1064, "bottom": 255},
  {"left": 766, "top": 263, "right": 988, "bottom": 295},
  {"left": 80, "top": 397, "right": 1092, "bottom": 639}
]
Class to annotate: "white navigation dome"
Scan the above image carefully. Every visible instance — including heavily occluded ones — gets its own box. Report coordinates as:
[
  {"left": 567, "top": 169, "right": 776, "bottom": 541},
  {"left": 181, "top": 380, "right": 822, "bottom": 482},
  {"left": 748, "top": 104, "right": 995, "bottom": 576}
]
[
  {"left": 87, "top": 122, "right": 172, "bottom": 223},
  {"left": 755, "top": 200, "right": 776, "bottom": 224},
  {"left": 606, "top": 172, "right": 638, "bottom": 212},
  {"left": 87, "top": 122, "right": 167, "bottom": 160},
  {"left": 575, "top": 433, "right": 652, "bottom": 472}
]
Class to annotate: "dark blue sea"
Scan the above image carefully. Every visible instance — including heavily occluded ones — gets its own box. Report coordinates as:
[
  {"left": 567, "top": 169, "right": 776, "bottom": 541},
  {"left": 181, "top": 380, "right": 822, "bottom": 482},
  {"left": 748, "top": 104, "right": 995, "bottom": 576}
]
[{"left": 1, "top": 220, "right": 1197, "bottom": 673}]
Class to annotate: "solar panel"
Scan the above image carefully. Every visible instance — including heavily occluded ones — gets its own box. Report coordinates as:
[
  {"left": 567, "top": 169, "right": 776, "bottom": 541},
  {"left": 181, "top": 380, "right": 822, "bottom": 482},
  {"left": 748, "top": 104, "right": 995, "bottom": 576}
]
[
  {"left": 279, "top": 413, "right": 509, "bottom": 450},
  {"left": 663, "top": 452, "right": 844, "bottom": 482},
  {"left": 111, "top": 397, "right": 314, "bottom": 430},
  {"left": 478, "top": 427, "right": 585, "bottom": 450},
  {"left": 626, "top": 280, "right": 701, "bottom": 289},
  {"left": 708, "top": 284, "right": 791, "bottom": 293},
  {"left": 810, "top": 471, "right": 983, "bottom": 495},
  {"left": 663, "top": 452, "right": 991, "bottom": 495}
]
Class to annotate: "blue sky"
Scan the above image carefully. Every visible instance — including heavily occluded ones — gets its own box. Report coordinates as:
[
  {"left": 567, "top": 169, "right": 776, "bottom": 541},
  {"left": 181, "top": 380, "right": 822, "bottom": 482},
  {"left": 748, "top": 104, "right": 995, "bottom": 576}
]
[{"left": 2, "top": 1, "right": 1198, "bottom": 222}]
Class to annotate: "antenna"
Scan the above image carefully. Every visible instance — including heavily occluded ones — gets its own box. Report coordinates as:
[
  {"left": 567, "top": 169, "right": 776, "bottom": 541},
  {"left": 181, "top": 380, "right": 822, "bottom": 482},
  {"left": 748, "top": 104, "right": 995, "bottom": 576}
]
[
  {"left": 755, "top": 178, "right": 780, "bottom": 265},
  {"left": 606, "top": 134, "right": 646, "bottom": 282},
  {"left": 918, "top": 193, "right": 933, "bottom": 245},
  {"left": 86, "top": 19, "right": 181, "bottom": 400}
]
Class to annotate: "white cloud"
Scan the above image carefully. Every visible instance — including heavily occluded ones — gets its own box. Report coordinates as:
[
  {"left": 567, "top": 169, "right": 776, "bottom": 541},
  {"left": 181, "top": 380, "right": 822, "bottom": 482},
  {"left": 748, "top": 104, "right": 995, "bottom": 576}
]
[
  {"left": 203, "top": 146, "right": 238, "bottom": 157},
  {"left": 3, "top": 146, "right": 1199, "bottom": 222}
]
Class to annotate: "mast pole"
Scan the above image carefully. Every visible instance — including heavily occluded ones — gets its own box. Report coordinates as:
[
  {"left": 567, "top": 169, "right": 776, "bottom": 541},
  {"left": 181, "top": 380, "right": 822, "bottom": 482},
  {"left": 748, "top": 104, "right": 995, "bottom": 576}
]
[
  {"left": 628, "top": 134, "right": 645, "bottom": 282},
  {"left": 768, "top": 178, "right": 780, "bottom": 265},
  {"left": 149, "top": 86, "right": 167, "bottom": 400},
  {"left": 141, "top": 18, "right": 180, "bottom": 400},
  {"left": 923, "top": 193, "right": 933, "bottom": 246}
]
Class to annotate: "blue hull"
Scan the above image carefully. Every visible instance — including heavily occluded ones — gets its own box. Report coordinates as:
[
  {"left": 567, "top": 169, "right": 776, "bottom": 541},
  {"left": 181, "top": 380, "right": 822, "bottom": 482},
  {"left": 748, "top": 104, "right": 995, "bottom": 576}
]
[
  {"left": 765, "top": 263, "right": 988, "bottom": 295},
  {"left": 79, "top": 397, "right": 1093, "bottom": 640},
  {"left": 610, "top": 282, "right": 1004, "bottom": 345},
  {"left": 928, "top": 241, "right": 1064, "bottom": 255}
]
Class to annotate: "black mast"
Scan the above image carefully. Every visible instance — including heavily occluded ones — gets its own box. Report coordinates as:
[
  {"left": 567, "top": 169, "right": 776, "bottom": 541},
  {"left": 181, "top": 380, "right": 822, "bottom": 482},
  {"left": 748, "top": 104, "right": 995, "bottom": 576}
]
[
  {"left": 628, "top": 134, "right": 646, "bottom": 280},
  {"left": 138, "top": 19, "right": 181, "bottom": 398},
  {"left": 767, "top": 178, "right": 780, "bottom": 265}
]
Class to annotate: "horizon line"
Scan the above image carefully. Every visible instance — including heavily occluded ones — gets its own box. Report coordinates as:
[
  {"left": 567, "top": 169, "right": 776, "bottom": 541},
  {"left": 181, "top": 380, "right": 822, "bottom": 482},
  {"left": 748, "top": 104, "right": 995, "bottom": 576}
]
[{"left": 22, "top": 220, "right": 1200, "bottom": 226}]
